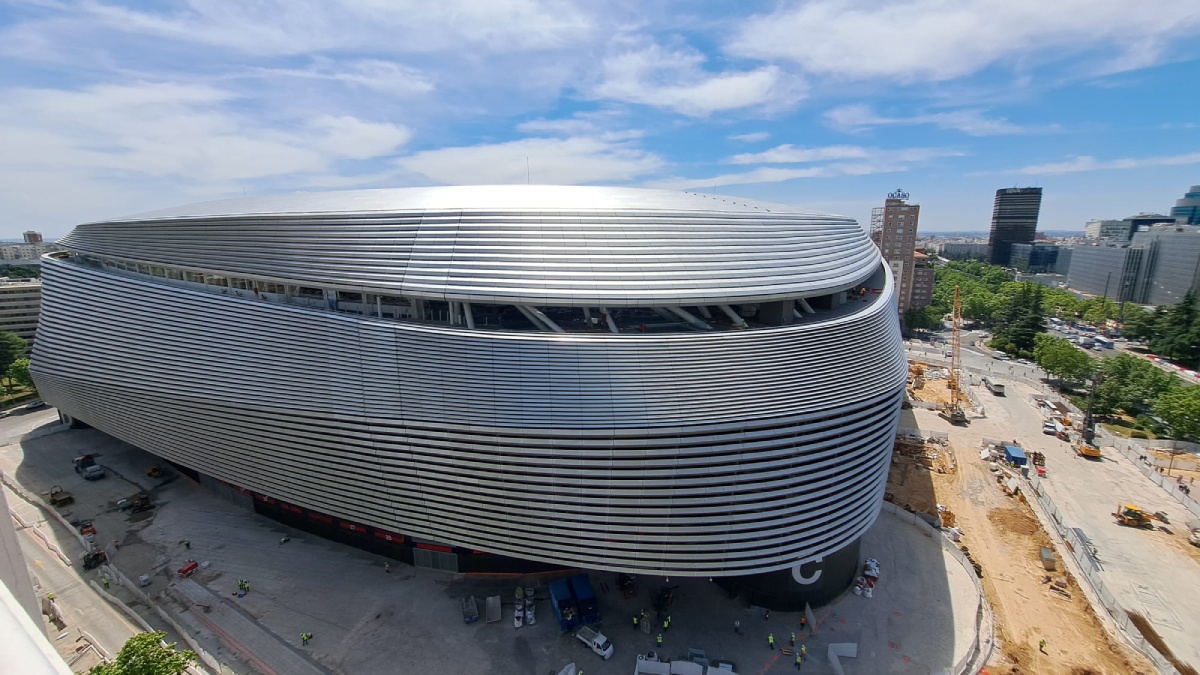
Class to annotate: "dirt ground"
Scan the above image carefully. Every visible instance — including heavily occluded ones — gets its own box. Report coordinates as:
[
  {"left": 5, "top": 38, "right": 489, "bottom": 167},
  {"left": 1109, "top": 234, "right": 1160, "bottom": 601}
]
[
  {"left": 893, "top": 409, "right": 1154, "bottom": 675},
  {"left": 908, "top": 363, "right": 955, "bottom": 406}
]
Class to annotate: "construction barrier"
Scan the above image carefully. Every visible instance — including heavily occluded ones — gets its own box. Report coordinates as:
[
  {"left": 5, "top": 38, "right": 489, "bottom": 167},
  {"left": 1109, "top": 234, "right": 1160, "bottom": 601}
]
[
  {"left": 1025, "top": 474, "right": 1179, "bottom": 674},
  {"left": 1096, "top": 428, "right": 1200, "bottom": 519}
]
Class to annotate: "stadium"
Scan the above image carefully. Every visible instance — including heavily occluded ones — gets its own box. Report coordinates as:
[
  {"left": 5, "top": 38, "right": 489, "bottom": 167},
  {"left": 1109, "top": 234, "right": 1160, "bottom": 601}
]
[{"left": 31, "top": 186, "right": 907, "bottom": 608}]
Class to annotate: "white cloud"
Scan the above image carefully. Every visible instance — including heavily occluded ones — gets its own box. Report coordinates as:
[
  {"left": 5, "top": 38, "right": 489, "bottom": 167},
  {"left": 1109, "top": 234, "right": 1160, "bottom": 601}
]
[
  {"left": 726, "top": 144, "right": 869, "bottom": 165},
  {"left": 590, "top": 41, "right": 805, "bottom": 117},
  {"left": 726, "top": 144, "right": 962, "bottom": 166},
  {"left": 248, "top": 59, "right": 435, "bottom": 95},
  {"left": 309, "top": 115, "right": 412, "bottom": 160},
  {"left": 1010, "top": 153, "right": 1200, "bottom": 175},
  {"left": 653, "top": 144, "right": 964, "bottom": 189},
  {"left": 727, "top": 0, "right": 1200, "bottom": 81},
  {"left": 728, "top": 132, "right": 770, "bottom": 143},
  {"left": 396, "top": 136, "right": 664, "bottom": 185},
  {"left": 78, "top": 0, "right": 598, "bottom": 56},
  {"left": 0, "top": 81, "right": 413, "bottom": 229},
  {"left": 824, "top": 104, "right": 1036, "bottom": 136},
  {"left": 647, "top": 167, "right": 829, "bottom": 190}
]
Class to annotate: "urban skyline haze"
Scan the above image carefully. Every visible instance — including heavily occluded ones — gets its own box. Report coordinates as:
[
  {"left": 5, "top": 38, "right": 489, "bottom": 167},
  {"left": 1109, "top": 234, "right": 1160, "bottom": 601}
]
[{"left": 1, "top": 1, "right": 1199, "bottom": 239}]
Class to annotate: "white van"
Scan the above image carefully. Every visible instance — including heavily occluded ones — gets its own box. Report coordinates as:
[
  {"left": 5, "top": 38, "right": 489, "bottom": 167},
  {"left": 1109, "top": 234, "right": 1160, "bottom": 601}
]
[{"left": 992, "top": 351, "right": 1010, "bottom": 361}]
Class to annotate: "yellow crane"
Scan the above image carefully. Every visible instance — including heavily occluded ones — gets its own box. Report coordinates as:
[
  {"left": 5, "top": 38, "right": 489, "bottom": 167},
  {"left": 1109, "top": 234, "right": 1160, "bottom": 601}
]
[{"left": 939, "top": 285, "right": 969, "bottom": 425}]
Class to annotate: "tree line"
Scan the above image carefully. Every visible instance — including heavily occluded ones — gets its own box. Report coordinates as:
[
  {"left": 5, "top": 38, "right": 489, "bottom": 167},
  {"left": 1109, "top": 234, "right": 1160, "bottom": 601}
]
[{"left": 904, "top": 260, "right": 1200, "bottom": 440}]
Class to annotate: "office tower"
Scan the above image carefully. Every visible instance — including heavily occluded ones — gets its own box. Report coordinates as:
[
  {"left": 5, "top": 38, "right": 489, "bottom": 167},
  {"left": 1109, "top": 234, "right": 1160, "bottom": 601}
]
[
  {"left": 1171, "top": 185, "right": 1200, "bottom": 225},
  {"left": 22, "top": 231, "right": 42, "bottom": 244},
  {"left": 987, "top": 187, "right": 1042, "bottom": 266}
]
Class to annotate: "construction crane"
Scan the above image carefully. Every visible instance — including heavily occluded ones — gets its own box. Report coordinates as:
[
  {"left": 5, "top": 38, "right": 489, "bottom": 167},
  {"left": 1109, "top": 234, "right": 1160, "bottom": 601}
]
[{"left": 939, "top": 285, "right": 969, "bottom": 425}]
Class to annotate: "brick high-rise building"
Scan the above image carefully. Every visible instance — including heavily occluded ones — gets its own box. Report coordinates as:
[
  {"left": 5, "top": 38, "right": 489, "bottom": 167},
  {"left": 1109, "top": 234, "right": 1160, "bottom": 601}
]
[
  {"left": 870, "top": 189, "right": 922, "bottom": 311},
  {"left": 22, "top": 231, "right": 42, "bottom": 244},
  {"left": 987, "top": 187, "right": 1042, "bottom": 266}
]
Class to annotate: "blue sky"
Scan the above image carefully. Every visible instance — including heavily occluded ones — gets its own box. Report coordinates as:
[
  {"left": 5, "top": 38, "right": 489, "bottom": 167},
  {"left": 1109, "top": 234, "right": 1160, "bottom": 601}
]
[{"left": 1, "top": 0, "right": 1199, "bottom": 239}]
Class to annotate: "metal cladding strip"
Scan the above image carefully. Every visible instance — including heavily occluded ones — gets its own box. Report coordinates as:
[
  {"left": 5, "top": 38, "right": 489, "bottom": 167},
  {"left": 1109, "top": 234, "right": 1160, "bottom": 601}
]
[
  {"left": 57, "top": 186, "right": 878, "bottom": 306},
  {"left": 32, "top": 253, "right": 905, "bottom": 575}
]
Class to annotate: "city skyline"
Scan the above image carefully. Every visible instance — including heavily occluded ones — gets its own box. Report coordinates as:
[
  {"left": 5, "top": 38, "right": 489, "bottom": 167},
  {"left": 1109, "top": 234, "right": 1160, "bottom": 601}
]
[{"left": 2, "top": 1, "right": 1199, "bottom": 239}]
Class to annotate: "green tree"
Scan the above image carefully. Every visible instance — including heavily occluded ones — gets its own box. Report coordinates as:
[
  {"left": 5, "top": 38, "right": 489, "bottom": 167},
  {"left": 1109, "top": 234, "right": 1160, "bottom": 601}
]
[
  {"left": 7, "top": 357, "right": 33, "bottom": 390},
  {"left": 991, "top": 282, "right": 1045, "bottom": 354},
  {"left": 1153, "top": 386, "right": 1200, "bottom": 442},
  {"left": 89, "top": 632, "right": 195, "bottom": 675},
  {"left": 1033, "top": 334, "right": 1094, "bottom": 386},
  {"left": 1149, "top": 290, "right": 1200, "bottom": 368},
  {"left": 1094, "top": 353, "right": 1179, "bottom": 417},
  {"left": 2, "top": 266, "right": 41, "bottom": 279},
  {"left": 904, "top": 305, "right": 943, "bottom": 331},
  {"left": 0, "top": 331, "right": 28, "bottom": 382}
]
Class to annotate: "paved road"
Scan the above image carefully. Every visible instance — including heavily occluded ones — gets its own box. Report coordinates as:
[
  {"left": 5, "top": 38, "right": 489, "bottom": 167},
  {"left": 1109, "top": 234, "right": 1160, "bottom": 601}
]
[
  {"left": 973, "top": 376, "right": 1200, "bottom": 668},
  {"left": 5, "top": 480, "right": 142, "bottom": 669}
]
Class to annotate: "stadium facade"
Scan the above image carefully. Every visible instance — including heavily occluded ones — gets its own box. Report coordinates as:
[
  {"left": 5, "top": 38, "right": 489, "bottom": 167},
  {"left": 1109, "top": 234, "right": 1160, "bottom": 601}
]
[{"left": 31, "top": 186, "right": 907, "bottom": 609}]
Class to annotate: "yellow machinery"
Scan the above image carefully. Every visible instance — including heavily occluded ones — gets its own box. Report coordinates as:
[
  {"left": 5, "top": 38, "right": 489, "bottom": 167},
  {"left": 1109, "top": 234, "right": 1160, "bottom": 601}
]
[
  {"left": 939, "top": 285, "right": 969, "bottom": 425},
  {"left": 1113, "top": 504, "right": 1169, "bottom": 529},
  {"left": 1073, "top": 439, "right": 1102, "bottom": 458}
]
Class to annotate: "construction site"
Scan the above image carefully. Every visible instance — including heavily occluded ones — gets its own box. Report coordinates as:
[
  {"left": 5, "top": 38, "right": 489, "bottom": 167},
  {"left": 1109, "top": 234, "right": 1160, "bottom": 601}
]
[{"left": 887, "top": 285, "right": 1156, "bottom": 674}]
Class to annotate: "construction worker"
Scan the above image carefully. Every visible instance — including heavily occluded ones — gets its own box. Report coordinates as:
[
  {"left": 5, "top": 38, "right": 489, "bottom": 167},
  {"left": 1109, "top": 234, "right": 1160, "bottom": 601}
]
[
  {"left": 656, "top": 633, "right": 663, "bottom": 647},
  {"left": 666, "top": 615, "right": 671, "bottom": 629},
  {"left": 384, "top": 562, "right": 390, "bottom": 574},
  {"left": 301, "top": 632, "right": 310, "bottom": 646},
  {"left": 182, "top": 540, "right": 191, "bottom": 550},
  {"left": 632, "top": 615, "right": 639, "bottom": 628},
  {"left": 733, "top": 619, "right": 741, "bottom": 635},
  {"left": 662, "top": 616, "right": 669, "bottom": 631},
  {"left": 47, "top": 593, "right": 54, "bottom": 600},
  {"left": 799, "top": 615, "right": 807, "bottom": 633},
  {"left": 768, "top": 633, "right": 775, "bottom": 650},
  {"left": 101, "top": 577, "right": 110, "bottom": 589},
  {"left": 1039, "top": 638, "right": 1047, "bottom": 654},
  {"left": 800, "top": 644, "right": 807, "bottom": 660},
  {"left": 795, "top": 652, "right": 803, "bottom": 670},
  {"left": 790, "top": 631, "right": 796, "bottom": 646},
  {"left": 244, "top": 580, "right": 250, "bottom": 594}
]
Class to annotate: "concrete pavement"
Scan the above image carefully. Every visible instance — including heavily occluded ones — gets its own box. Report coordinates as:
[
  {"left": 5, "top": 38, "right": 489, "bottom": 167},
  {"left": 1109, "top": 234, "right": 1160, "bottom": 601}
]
[{"left": 1, "top": 411, "right": 988, "bottom": 675}]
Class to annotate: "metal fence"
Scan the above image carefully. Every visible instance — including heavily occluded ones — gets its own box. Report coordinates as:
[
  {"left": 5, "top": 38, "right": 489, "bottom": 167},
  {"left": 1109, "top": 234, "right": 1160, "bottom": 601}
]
[
  {"left": 1024, "top": 474, "right": 1178, "bottom": 674},
  {"left": 1095, "top": 428, "right": 1200, "bottom": 519},
  {"left": 879, "top": 502, "right": 994, "bottom": 674}
]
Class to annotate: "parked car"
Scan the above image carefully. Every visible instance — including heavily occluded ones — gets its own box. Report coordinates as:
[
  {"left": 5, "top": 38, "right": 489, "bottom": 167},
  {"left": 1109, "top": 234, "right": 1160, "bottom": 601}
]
[
  {"left": 1042, "top": 422, "right": 1058, "bottom": 435},
  {"left": 24, "top": 401, "right": 46, "bottom": 410}
]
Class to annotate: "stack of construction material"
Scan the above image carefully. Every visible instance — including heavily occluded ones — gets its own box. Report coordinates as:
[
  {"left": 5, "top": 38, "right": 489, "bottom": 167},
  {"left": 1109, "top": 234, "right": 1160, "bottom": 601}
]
[{"left": 853, "top": 558, "right": 881, "bottom": 597}]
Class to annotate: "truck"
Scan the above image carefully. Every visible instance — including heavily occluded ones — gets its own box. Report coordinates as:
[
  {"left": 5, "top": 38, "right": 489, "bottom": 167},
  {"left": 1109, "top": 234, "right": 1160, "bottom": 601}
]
[
  {"left": 74, "top": 454, "right": 105, "bottom": 480},
  {"left": 574, "top": 626, "right": 613, "bottom": 660},
  {"left": 568, "top": 573, "right": 601, "bottom": 625},
  {"left": 981, "top": 377, "right": 1005, "bottom": 396},
  {"left": 547, "top": 579, "right": 579, "bottom": 632}
]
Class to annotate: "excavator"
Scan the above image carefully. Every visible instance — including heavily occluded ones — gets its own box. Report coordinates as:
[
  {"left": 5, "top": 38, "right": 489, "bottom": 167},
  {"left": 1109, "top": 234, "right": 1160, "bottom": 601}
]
[
  {"left": 938, "top": 285, "right": 970, "bottom": 426},
  {"left": 1112, "top": 504, "right": 1170, "bottom": 529}
]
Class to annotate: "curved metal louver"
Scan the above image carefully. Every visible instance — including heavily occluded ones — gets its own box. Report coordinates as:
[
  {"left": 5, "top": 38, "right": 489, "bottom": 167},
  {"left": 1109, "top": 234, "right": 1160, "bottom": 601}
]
[
  {"left": 60, "top": 186, "right": 878, "bottom": 306},
  {"left": 32, "top": 187, "right": 908, "bottom": 576}
]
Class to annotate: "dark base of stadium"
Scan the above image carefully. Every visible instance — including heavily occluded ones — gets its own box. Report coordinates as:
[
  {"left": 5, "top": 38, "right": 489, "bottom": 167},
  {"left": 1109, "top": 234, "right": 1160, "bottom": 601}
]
[{"left": 154, "top": 450, "right": 862, "bottom": 611}]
